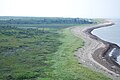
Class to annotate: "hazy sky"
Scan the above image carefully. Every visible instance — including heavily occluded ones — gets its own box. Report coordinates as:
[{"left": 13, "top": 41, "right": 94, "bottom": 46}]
[{"left": 0, "top": 0, "right": 120, "bottom": 18}]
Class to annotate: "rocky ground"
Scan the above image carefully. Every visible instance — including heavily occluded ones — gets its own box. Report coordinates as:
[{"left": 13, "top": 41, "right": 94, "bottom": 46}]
[{"left": 70, "top": 21, "right": 120, "bottom": 80}]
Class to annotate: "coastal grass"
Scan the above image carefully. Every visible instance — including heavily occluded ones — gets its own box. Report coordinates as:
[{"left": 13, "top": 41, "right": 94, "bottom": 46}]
[
  {"left": 0, "top": 24, "right": 111, "bottom": 80},
  {"left": 49, "top": 28, "right": 111, "bottom": 80},
  {"left": 0, "top": 26, "right": 62, "bottom": 80}
]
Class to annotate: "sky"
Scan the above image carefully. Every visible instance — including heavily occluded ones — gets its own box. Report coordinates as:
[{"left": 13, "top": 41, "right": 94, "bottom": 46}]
[{"left": 0, "top": 0, "right": 120, "bottom": 18}]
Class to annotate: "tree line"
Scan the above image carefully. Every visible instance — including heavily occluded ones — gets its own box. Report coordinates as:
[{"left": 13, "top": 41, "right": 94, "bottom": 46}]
[{"left": 0, "top": 17, "right": 94, "bottom": 24}]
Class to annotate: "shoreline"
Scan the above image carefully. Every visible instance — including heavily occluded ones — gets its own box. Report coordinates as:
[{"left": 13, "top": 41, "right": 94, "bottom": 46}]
[
  {"left": 84, "top": 22, "right": 120, "bottom": 74},
  {"left": 84, "top": 21, "right": 120, "bottom": 74},
  {"left": 71, "top": 20, "right": 120, "bottom": 80}
]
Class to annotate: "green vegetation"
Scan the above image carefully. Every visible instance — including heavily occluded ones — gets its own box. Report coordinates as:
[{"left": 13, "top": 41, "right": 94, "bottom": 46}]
[
  {"left": 0, "top": 17, "right": 111, "bottom": 80},
  {"left": 0, "top": 16, "right": 94, "bottom": 24},
  {"left": 0, "top": 26, "right": 62, "bottom": 80},
  {"left": 50, "top": 28, "right": 111, "bottom": 80},
  {"left": 0, "top": 16, "right": 94, "bottom": 29}
]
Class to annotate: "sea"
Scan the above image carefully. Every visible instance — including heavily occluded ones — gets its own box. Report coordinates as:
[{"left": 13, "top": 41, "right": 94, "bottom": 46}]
[{"left": 91, "top": 19, "right": 120, "bottom": 65}]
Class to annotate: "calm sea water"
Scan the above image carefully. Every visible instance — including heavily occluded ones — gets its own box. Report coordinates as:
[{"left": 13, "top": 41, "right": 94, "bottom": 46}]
[{"left": 92, "top": 19, "right": 120, "bottom": 65}]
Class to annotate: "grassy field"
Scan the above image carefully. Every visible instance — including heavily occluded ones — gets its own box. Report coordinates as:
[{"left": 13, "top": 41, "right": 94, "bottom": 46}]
[
  {"left": 0, "top": 26, "right": 62, "bottom": 80},
  {"left": 0, "top": 17, "right": 111, "bottom": 80},
  {"left": 48, "top": 28, "right": 111, "bottom": 80}
]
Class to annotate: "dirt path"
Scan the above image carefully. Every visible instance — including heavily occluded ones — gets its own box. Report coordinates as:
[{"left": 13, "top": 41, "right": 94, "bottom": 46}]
[{"left": 70, "top": 22, "right": 120, "bottom": 80}]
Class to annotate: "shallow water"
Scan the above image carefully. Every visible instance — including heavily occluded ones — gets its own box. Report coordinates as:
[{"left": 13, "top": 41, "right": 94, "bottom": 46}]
[{"left": 92, "top": 19, "right": 120, "bottom": 65}]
